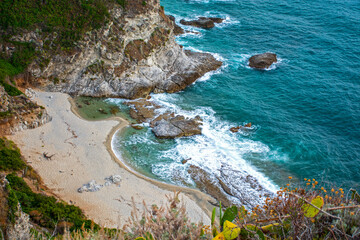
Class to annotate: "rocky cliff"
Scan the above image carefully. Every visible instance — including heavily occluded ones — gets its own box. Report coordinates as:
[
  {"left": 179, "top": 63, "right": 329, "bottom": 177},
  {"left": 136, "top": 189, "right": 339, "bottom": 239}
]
[
  {"left": 11, "top": 0, "right": 221, "bottom": 99},
  {"left": 0, "top": 86, "right": 50, "bottom": 135}
]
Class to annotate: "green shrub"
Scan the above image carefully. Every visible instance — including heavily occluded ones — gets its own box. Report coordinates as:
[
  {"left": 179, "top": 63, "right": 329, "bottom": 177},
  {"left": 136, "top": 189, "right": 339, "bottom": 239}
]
[
  {"left": 115, "top": 0, "right": 127, "bottom": 8},
  {"left": 0, "top": 0, "right": 110, "bottom": 48},
  {"left": 6, "top": 173, "right": 97, "bottom": 230},
  {"left": 1, "top": 82, "right": 22, "bottom": 96},
  {"left": 0, "top": 138, "right": 25, "bottom": 171}
]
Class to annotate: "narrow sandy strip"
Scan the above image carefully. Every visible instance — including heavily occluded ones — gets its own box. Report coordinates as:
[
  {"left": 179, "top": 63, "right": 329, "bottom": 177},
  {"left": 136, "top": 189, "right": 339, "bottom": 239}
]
[{"left": 9, "top": 91, "right": 214, "bottom": 228}]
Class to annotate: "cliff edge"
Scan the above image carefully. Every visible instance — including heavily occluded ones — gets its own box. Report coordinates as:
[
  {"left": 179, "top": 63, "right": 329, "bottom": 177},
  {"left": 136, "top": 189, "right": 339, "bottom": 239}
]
[{"left": 3, "top": 0, "right": 221, "bottom": 99}]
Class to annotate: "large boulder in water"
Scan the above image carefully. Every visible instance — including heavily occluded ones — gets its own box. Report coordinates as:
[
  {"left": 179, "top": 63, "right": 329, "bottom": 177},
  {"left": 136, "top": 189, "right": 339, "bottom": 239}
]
[
  {"left": 180, "top": 17, "right": 224, "bottom": 29},
  {"left": 152, "top": 115, "right": 202, "bottom": 139},
  {"left": 248, "top": 53, "right": 277, "bottom": 69}
]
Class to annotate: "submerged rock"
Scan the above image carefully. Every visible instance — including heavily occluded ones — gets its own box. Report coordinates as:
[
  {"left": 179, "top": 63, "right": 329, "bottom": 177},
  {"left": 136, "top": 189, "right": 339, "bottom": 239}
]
[
  {"left": 131, "top": 124, "right": 144, "bottom": 130},
  {"left": 230, "top": 126, "right": 240, "bottom": 133},
  {"left": 180, "top": 17, "right": 224, "bottom": 29},
  {"left": 248, "top": 53, "right": 277, "bottom": 69}
]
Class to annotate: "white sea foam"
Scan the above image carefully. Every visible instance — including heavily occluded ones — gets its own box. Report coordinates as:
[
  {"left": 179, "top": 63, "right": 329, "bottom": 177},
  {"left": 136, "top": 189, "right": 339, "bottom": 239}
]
[
  {"left": 110, "top": 92, "right": 285, "bottom": 206},
  {"left": 150, "top": 94, "right": 280, "bottom": 198}
]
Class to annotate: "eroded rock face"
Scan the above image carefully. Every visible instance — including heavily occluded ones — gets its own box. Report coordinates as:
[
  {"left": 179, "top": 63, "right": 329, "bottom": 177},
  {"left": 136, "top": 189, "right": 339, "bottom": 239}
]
[
  {"left": 6, "top": 204, "right": 31, "bottom": 240},
  {"left": 0, "top": 87, "right": 10, "bottom": 112},
  {"left": 248, "top": 53, "right": 277, "bottom": 69},
  {"left": 167, "top": 15, "right": 185, "bottom": 35},
  {"left": 180, "top": 17, "right": 224, "bottom": 29},
  {"left": 188, "top": 165, "right": 233, "bottom": 207},
  {"left": 0, "top": 87, "right": 51, "bottom": 135},
  {"left": 11, "top": 1, "right": 222, "bottom": 99},
  {"left": 187, "top": 164, "right": 273, "bottom": 208}
]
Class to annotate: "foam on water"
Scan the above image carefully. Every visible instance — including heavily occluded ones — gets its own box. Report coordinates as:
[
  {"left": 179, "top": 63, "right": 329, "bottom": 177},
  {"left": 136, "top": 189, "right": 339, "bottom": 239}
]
[
  {"left": 110, "top": 0, "right": 360, "bottom": 205},
  {"left": 151, "top": 94, "right": 280, "bottom": 194},
  {"left": 110, "top": 91, "right": 283, "bottom": 205}
]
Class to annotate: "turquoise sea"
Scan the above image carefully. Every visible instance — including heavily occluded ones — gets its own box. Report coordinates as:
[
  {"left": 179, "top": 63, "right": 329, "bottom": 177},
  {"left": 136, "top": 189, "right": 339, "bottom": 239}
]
[{"left": 111, "top": 0, "right": 360, "bottom": 204}]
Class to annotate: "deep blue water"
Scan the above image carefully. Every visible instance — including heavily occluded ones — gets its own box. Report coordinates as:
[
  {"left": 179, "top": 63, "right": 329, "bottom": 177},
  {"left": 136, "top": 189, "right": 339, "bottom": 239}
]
[{"left": 112, "top": 0, "right": 360, "bottom": 198}]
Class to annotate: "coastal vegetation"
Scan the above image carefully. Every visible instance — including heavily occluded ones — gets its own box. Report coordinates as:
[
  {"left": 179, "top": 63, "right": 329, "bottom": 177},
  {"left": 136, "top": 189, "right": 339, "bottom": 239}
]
[
  {"left": 0, "top": 0, "right": 359, "bottom": 239},
  {"left": 0, "top": 42, "right": 35, "bottom": 96},
  {"left": 0, "top": 138, "right": 24, "bottom": 171},
  {"left": 1, "top": 138, "right": 359, "bottom": 240},
  {"left": 27, "top": 181, "right": 359, "bottom": 239},
  {"left": 6, "top": 173, "right": 95, "bottom": 230},
  {"left": 0, "top": 0, "right": 110, "bottom": 48},
  {"left": 0, "top": 137, "right": 97, "bottom": 237}
]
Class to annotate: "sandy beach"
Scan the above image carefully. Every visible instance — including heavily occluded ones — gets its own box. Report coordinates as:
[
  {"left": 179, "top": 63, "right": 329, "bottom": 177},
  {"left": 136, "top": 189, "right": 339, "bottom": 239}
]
[{"left": 9, "top": 91, "right": 213, "bottom": 227}]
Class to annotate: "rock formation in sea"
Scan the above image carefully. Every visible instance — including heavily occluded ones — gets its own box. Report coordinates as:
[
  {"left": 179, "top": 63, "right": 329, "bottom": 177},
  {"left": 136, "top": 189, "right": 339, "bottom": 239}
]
[
  {"left": 126, "top": 98, "right": 203, "bottom": 138},
  {"left": 248, "top": 52, "right": 277, "bottom": 69},
  {"left": 187, "top": 164, "right": 272, "bottom": 208},
  {"left": 9, "top": 0, "right": 221, "bottom": 99},
  {"left": 180, "top": 17, "right": 224, "bottom": 29}
]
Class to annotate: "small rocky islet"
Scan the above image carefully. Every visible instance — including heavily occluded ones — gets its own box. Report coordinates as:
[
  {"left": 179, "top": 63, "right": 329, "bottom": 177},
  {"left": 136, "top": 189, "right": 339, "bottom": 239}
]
[{"left": 248, "top": 52, "right": 278, "bottom": 69}]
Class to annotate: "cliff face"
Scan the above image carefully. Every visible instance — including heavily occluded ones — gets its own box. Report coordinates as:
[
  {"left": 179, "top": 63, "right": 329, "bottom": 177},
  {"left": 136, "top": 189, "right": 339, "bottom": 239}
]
[{"left": 15, "top": 0, "right": 221, "bottom": 99}]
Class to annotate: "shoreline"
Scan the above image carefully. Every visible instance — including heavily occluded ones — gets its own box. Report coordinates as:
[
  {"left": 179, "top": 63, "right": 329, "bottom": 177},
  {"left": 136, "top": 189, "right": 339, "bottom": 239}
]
[
  {"left": 9, "top": 90, "right": 214, "bottom": 227},
  {"left": 68, "top": 96, "right": 216, "bottom": 221}
]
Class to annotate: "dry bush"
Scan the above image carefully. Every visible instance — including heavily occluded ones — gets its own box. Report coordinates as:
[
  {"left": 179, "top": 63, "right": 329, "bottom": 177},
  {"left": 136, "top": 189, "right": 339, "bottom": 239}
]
[
  {"left": 234, "top": 177, "right": 360, "bottom": 239},
  {"left": 31, "top": 192, "right": 209, "bottom": 240},
  {"left": 123, "top": 191, "right": 210, "bottom": 240}
]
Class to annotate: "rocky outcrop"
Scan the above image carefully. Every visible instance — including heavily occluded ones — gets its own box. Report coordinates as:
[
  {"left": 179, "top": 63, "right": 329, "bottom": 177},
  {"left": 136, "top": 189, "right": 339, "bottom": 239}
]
[
  {"left": 0, "top": 87, "right": 51, "bottom": 135},
  {"left": 167, "top": 15, "right": 185, "bottom": 35},
  {"left": 248, "top": 53, "right": 277, "bottom": 69},
  {"left": 188, "top": 164, "right": 272, "bottom": 208},
  {"left": 126, "top": 98, "right": 203, "bottom": 138},
  {"left": 127, "top": 98, "right": 160, "bottom": 123},
  {"left": 9, "top": 1, "right": 222, "bottom": 99},
  {"left": 152, "top": 115, "right": 202, "bottom": 139},
  {"left": 187, "top": 165, "right": 233, "bottom": 207},
  {"left": 78, "top": 175, "right": 121, "bottom": 193},
  {"left": 0, "top": 87, "right": 10, "bottom": 113},
  {"left": 180, "top": 17, "right": 224, "bottom": 29},
  {"left": 0, "top": 175, "right": 9, "bottom": 237},
  {"left": 6, "top": 204, "right": 32, "bottom": 240},
  {"left": 1, "top": 175, "right": 31, "bottom": 240}
]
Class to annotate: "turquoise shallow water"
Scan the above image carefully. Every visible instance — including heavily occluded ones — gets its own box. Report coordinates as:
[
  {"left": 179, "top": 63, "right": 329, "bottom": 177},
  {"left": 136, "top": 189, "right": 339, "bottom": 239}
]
[{"left": 112, "top": 0, "right": 360, "bottom": 201}]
